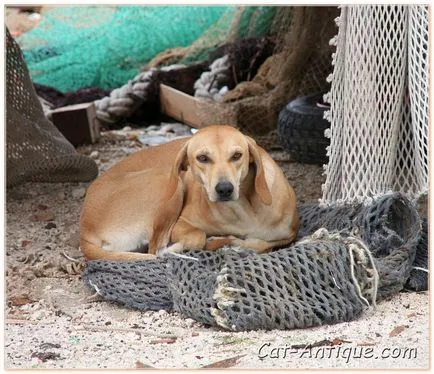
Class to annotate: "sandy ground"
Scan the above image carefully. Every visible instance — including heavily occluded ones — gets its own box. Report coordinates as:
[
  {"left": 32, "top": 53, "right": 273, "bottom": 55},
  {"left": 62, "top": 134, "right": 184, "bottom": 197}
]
[{"left": 4, "top": 125, "right": 430, "bottom": 370}]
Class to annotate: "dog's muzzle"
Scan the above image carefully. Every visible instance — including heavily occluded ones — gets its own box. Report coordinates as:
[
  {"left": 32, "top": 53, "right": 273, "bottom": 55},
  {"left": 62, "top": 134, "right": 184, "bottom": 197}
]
[{"left": 215, "top": 181, "right": 234, "bottom": 201}]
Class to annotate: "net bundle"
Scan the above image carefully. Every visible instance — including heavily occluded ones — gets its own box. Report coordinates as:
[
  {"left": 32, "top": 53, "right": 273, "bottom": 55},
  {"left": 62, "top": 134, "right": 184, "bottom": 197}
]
[
  {"left": 83, "top": 193, "right": 425, "bottom": 331},
  {"left": 6, "top": 28, "right": 98, "bottom": 187},
  {"left": 322, "top": 5, "right": 429, "bottom": 203}
]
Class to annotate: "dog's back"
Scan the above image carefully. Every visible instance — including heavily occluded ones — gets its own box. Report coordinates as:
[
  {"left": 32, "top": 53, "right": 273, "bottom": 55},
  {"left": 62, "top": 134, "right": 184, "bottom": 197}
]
[{"left": 99, "top": 137, "right": 188, "bottom": 178}]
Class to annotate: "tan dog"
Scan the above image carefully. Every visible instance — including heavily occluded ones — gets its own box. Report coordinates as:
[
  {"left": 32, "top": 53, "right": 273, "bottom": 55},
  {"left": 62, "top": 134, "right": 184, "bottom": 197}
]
[
  {"left": 165, "top": 125, "right": 299, "bottom": 254},
  {"left": 80, "top": 125, "right": 299, "bottom": 261}
]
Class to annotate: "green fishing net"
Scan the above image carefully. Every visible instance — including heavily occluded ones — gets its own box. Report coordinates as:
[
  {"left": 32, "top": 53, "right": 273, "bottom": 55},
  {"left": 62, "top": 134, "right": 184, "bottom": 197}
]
[{"left": 18, "top": 6, "right": 277, "bottom": 92}]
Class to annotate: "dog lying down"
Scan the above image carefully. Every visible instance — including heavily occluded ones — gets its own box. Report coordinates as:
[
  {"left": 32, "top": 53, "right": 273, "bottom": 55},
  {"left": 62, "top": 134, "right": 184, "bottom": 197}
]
[{"left": 79, "top": 125, "right": 299, "bottom": 261}]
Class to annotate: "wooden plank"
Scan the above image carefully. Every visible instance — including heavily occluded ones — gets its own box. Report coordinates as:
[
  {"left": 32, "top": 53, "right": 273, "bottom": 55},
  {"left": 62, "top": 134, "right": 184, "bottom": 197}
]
[
  {"left": 159, "top": 84, "right": 215, "bottom": 129},
  {"left": 51, "top": 102, "right": 100, "bottom": 146}
]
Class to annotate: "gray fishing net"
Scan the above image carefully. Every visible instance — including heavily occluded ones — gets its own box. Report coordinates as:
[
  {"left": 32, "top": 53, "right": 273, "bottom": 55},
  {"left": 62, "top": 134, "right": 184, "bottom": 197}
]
[
  {"left": 83, "top": 193, "right": 425, "bottom": 331},
  {"left": 6, "top": 28, "right": 98, "bottom": 187},
  {"left": 405, "top": 217, "right": 428, "bottom": 292}
]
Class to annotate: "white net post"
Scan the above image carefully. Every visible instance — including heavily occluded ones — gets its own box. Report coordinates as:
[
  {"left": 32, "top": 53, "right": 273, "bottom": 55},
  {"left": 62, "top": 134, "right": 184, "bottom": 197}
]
[{"left": 322, "top": 5, "right": 429, "bottom": 205}]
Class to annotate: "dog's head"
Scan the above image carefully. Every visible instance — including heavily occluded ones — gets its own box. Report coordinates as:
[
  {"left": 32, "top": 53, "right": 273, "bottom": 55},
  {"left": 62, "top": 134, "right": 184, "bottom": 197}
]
[{"left": 167, "top": 125, "right": 272, "bottom": 205}]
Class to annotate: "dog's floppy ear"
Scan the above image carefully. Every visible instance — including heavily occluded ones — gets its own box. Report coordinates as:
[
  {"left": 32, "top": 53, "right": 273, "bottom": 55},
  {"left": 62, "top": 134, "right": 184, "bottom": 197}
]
[
  {"left": 246, "top": 136, "right": 272, "bottom": 205},
  {"left": 165, "top": 141, "right": 189, "bottom": 200}
]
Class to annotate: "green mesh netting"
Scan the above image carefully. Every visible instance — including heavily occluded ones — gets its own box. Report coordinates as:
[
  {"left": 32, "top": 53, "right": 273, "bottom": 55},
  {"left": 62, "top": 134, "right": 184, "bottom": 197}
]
[
  {"left": 178, "top": 6, "right": 278, "bottom": 65},
  {"left": 235, "top": 6, "right": 277, "bottom": 39},
  {"left": 18, "top": 6, "right": 276, "bottom": 92}
]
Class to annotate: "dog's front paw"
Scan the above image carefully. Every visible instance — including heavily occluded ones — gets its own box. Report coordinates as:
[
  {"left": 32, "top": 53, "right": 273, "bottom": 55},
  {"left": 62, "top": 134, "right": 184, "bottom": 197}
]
[
  {"left": 157, "top": 243, "right": 184, "bottom": 257},
  {"left": 157, "top": 243, "right": 200, "bottom": 261},
  {"left": 206, "top": 235, "right": 244, "bottom": 251},
  {"left": 218, "top": 245, "right": 256, "bottom": 258}
]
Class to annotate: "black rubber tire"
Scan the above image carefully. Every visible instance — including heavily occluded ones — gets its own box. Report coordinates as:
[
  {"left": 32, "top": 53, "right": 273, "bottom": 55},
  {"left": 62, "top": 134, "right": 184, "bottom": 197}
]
[{"left": 277, "top": 93, "right": 330, "bottom": 165}]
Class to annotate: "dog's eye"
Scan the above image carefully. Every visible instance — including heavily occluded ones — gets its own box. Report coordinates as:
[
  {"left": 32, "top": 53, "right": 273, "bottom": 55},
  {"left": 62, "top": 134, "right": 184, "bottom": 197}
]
[
  {"left": 231, "top": 152, "right": 242, "bottom": 161},
  {"left": 196, "top": 154, "right": 210, "bottom": 163}
]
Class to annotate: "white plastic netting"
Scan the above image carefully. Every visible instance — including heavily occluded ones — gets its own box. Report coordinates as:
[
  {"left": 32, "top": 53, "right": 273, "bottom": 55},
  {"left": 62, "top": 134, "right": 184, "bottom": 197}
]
[{"left": 322, "top": 5, "right": 429, "bottom": 204}]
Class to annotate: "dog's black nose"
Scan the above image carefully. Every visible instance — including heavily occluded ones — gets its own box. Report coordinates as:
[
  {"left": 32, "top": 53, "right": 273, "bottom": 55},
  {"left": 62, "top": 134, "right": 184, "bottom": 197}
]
[{"left": 215, "top": 181, "right": 234, "bottom": 200}]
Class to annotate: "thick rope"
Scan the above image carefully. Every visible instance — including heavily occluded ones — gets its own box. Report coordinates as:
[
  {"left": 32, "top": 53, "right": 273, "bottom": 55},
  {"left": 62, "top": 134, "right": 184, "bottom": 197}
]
[
  {"left": 194, "top": 55, "right": 231, "bottom": 102},
  {"left": 94, "top": 65, "right": 185, "bottom": 124}
]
